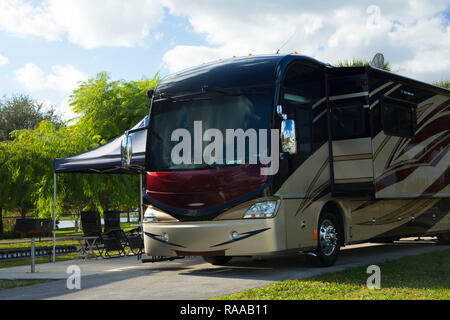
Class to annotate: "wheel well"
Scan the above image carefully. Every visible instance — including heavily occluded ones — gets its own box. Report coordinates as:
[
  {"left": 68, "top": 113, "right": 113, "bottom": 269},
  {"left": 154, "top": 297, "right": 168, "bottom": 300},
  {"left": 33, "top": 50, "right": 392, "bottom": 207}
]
[{"left": 320, "top": 201, "right": 346, "bottom": 246}]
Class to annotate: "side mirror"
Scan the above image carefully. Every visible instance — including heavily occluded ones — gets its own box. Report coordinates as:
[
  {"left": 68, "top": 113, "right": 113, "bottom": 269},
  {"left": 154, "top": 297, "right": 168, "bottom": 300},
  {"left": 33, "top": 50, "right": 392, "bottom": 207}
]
[
  {"left": 121, "top": 134, "right": 133, "bottom": 167},
  {"left": 281, "top": 119, "right": 297, "bottom": 155},
  {"left": 276, "top": 105, "right": 287, "bottom": 120},
  {"left": 147, "top": 89, "right": 155, "bottom": 99}
]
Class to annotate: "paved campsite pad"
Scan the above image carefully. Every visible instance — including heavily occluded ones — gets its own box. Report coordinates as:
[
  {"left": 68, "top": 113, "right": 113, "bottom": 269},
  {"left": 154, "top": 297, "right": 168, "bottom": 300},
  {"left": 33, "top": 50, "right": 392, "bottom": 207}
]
[{"left": 0, "top": 239, "right": 448, "bottom": 300}]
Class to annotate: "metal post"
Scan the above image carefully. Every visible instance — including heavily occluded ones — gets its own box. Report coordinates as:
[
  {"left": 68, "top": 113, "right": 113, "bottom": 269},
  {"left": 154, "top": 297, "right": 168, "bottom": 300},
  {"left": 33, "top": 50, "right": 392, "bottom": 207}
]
[
  {"left": 52, "top": 172, "right": 56, "bottom": 263},
  {"left": 30, "top": 236, "right": 35, "bottom": 273},
  {"left": 139, "top": 173, "right": 144, "bottom": 223}
]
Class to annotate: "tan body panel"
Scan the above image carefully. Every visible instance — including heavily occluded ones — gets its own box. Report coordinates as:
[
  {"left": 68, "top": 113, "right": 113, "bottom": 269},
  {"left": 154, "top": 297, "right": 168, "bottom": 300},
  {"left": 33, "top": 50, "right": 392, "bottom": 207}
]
[
  {"left": 332, "top": 138, "right": 374, "bottom": 184},
  {"left": 143, "top": 214, "right": 287, "bottom": 257},
  {"left": 373, "top": 95, "right": 449, "bottom": 198}
]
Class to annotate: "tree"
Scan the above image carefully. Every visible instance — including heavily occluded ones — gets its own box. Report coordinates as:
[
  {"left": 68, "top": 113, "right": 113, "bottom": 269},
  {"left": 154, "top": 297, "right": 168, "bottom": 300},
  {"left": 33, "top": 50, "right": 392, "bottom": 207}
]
[
  {"left": 433, "top": 80, "right": 450, "bottom": 89},
  {"left": 65, "top": 71, "right": 158, "bottom": 213},
  {"left": 0, "top": 71, "right": 159, "bottom": 230},
  {"left": 0, "top": 94, "right": 63, "bottom": 141},
  {"left": 0, "top": 142, "right": 11, "bottom": 235},
  {"left": 70, "top": 72, "right": 159, "bottom": 143},
  {"left": 336, "top": 58, "right": 391, "bottom": 71}
]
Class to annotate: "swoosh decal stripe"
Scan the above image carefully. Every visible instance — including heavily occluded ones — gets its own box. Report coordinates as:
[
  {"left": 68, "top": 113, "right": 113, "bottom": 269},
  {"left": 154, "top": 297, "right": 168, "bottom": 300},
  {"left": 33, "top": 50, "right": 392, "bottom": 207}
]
[{"left": 210, "top": 227, "right": 271, "bottom": 248}]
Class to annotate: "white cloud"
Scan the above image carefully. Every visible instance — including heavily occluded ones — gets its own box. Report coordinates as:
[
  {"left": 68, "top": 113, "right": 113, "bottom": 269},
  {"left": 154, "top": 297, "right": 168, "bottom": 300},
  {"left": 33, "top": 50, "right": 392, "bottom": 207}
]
[
  {"left": 0, "top": 0, "right": 165, "bottom": 49},
  {"left": 0, "top": 53, "right": 8, "bottom": 67},
  {"left": 58, "top": 97, "right": 78, "bottom": 122},
  {"left": 1, "top": 0, "right": 448, "bottom": 83},
  {"left": 0, "top": 0, "right": 62, "bottom": 40},
  {"left": 15, "top": 63, "right": 88, "bottom": 93},
  {"left": 161, "top": 0, "right": 450, "bottom": 82},
  {"left": 38, "top": 98, "right": 78, "bottom": 123}
]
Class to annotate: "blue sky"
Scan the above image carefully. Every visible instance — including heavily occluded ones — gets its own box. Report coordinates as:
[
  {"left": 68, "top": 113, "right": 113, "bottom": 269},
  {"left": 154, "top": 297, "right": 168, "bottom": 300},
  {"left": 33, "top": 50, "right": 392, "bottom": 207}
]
[{"left": 0, "top": 0, "right": 448, "bottom": 120}]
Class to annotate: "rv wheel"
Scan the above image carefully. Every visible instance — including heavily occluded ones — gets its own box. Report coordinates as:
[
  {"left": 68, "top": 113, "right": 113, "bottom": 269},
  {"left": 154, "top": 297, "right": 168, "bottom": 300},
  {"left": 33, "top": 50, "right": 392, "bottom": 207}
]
[
  {"left": 314, "top": 212, "right": 341, "bottom": 267},
  {"left": 437, "top": 233, "right": 450, "bottom": 245},
  {"left": 203, "top": 256, "right": 232, "bottom": 265}
]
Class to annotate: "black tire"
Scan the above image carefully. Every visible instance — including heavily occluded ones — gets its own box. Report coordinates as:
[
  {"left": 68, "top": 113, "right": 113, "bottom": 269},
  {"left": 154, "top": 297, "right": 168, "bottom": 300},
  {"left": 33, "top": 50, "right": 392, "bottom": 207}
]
[
  {"left": 314, "top": 212, "right": 341, "bottom": 267},
  {"left": 437, "top": 233, "right": 450, "bottom": 245},
  {"left": 203, "top": 256, "right": 232, "bottom": 265}
]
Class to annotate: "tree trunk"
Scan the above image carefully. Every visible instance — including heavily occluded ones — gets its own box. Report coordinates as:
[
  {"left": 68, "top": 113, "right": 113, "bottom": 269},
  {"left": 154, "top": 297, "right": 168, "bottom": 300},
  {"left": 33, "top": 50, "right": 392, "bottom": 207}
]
[
  {"left": 76, "top": 204, "right": 82, "bottom": 233},
  {"left": 74, "top": 213, "right": 79, "bottom": 233}
]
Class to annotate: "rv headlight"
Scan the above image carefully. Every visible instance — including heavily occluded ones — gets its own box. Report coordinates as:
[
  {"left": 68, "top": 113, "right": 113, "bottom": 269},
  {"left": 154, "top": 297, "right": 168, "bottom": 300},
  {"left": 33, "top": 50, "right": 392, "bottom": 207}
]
[
  {"left": 243, "top": 201, "right": 278, "bottom": 219},
  {"left": 144, "top": 206, "right": 158, "bottom": 222}
]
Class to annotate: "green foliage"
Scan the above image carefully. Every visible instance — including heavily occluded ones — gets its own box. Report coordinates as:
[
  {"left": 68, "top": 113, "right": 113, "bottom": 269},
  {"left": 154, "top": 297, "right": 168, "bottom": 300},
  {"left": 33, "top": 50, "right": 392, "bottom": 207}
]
[
  {"left": 70, "top": 72, "right": 159, "bottom": 143},
  {"left": 432, "top": 80, "right": 450, "bottom": 89},
  {"left": 336, "top": 58, "right": 391, "bottom": 71},
  {"left": 0, "top": 71, "right": 159, "bottom": 226},
  {"left": 0, "top": 94, "right": 63, "bottom": 141}
]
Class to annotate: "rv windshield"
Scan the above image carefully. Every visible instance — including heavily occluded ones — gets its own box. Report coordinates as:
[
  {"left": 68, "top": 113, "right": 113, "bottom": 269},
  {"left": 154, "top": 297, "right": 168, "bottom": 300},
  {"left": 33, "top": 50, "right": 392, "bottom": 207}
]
[{"left": 146, "top": 87, "right": 274, "bottom": 172}]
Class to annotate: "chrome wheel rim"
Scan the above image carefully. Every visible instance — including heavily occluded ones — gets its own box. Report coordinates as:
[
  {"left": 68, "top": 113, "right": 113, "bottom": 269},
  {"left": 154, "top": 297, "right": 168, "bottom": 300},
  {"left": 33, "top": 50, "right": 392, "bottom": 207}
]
[{"left": 319, "top": 219, "right": 338, "bottom": 256}]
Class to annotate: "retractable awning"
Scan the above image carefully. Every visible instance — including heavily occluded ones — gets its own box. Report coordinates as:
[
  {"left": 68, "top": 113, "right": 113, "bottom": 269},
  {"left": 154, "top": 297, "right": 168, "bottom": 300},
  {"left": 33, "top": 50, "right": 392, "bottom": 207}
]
[{"left": 54, "top": 116, "right": 148, "bottom": 174}]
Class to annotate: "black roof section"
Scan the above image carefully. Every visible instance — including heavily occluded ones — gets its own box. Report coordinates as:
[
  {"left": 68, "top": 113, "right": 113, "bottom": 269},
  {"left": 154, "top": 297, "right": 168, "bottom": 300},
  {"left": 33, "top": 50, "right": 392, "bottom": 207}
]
[
  {"left": 155, "top": 54, "right": 327, "bottom": 97},
  {"left": 157, "top": 53, "right": 448, "bottom": 97}
]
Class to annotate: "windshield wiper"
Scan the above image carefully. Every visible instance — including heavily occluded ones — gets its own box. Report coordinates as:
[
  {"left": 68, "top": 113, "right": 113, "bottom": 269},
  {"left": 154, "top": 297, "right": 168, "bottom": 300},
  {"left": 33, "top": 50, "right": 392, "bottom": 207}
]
[
  {"left": 200, "top": 85, "right": 242, "bottom": 96},
  {"left": 155, "top": 92, "right": 212, "bottom": 103},
  {"left": 167, "top": 163, "right": 217, "bottom": 171},
  {"left": 155, "top": 86, "right": 241, "bottom": 103}
]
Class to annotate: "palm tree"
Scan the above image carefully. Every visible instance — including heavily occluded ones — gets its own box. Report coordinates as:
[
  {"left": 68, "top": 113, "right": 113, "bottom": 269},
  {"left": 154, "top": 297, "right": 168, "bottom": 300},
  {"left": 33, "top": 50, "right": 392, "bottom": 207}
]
[
  {"left": 336, "top": 58, "right": 391, "bottom": 71},
  {"left": 432, "top": 80, "right": 450, "bottom": 89}
]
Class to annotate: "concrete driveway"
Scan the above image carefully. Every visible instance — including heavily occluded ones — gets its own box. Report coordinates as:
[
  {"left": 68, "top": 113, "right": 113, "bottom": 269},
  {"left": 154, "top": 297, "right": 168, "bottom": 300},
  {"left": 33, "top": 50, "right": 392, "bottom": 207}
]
[{"left": 0, "top": 239, "right": 448, "bottom": 300}]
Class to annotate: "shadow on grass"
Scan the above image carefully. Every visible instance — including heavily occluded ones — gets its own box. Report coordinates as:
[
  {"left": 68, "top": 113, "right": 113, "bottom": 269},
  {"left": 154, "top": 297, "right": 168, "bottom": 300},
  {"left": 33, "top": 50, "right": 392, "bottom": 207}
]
[
  {"left": 181, "top": 244, "right": 450, "bottom": 291},
  {"left": 311, "top": 248, "right": 450, "bottom": 290},
  {"left": 215, "top": 248, "right": 450, "bottom": 300}
]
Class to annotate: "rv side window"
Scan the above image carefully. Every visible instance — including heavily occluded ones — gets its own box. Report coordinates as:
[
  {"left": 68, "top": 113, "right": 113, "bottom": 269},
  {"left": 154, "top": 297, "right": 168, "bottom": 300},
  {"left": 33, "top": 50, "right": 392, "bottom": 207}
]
[
  {"left": 332, "top": 103, "right": 366, "bottom": 140},
  {"left": 382, "top": 97, "right": 416, "bottom": 138}
]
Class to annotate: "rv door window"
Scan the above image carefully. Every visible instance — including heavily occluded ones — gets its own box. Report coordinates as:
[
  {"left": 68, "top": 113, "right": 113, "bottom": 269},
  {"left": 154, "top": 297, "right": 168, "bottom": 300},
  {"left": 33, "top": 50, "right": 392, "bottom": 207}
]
[
  {"left": 332, "top": 103, "right": 366, "bottom": 140},
  {"left": 382, "top": 96, "right": 416, "bottom": 138}
]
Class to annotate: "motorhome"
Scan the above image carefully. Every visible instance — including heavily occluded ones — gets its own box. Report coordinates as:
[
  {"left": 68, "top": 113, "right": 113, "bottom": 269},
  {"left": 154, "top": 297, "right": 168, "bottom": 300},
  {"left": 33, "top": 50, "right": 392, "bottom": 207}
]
[{"left": 140, "top": 54, "right": 450, "bottom": 266}]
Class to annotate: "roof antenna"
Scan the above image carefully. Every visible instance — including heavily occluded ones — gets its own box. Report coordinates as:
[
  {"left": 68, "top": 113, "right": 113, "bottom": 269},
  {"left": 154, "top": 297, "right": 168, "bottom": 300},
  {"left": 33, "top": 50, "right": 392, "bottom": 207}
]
[{"left": 276, "top": 31, "right": 297, "bottom": 54}]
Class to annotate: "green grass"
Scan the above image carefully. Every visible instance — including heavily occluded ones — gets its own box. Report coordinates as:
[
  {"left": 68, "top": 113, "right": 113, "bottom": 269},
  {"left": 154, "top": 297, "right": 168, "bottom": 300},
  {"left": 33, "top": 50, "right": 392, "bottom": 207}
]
[
  {"left": 0, "top": 240, "right": 80, "bottom": 250},
  {"left": 0, "top": 279, "right": 50, "bottom": 291},
  {"left": 0, "top": 252, "right": 80, "bottom": 269},
  {"left": 0, "top": 223, "right": 140, "bottom": 268},
  {"left": 217, "top": 249, "right": 450, "bottom": 300}
]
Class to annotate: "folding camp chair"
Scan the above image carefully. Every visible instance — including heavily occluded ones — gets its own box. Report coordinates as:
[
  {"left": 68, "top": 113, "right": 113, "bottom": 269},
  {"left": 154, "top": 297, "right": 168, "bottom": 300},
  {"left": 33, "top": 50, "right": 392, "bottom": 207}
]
[
  {"left": 79, "top": 211, "right": 104, "bottom": 258},
  {"left": 104, "top": 211, "right": 121, "bottom": 233},
  {"left": 80, "top": 211, "right": 102, "bottom": 237},
  {"left": 100, "top": 229, "right": 127, "bottom": 258},
  {"left": 125, "top": 228, "right": 144, "bottom": 260}
]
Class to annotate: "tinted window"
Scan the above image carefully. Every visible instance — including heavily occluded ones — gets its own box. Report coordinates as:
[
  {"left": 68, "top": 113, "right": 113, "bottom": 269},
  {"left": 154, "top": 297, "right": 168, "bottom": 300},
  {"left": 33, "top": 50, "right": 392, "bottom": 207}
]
[
  {"left": 332, "top": 103, "right": 366, "bottom": 140},
  {"left": 313, "top": 111, "right": 328, "bottom": 150},
  {"left": 283, "top": 93, "right": 312, "bottom": 154},
  {"left": 281, "top": 63, "right": 325, "bottom": 172},
  {"left": 382, "top": 97, "right": 416, "bottom": 138}
]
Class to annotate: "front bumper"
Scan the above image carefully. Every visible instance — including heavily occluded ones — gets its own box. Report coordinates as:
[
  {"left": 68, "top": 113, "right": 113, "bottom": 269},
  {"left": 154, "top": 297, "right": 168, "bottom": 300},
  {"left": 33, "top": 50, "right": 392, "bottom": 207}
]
[{"left": 143, "top": 218, "right": 285, "bottom": 257}]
